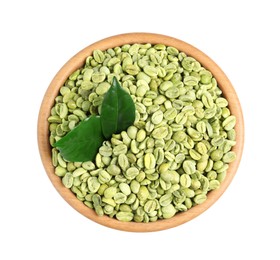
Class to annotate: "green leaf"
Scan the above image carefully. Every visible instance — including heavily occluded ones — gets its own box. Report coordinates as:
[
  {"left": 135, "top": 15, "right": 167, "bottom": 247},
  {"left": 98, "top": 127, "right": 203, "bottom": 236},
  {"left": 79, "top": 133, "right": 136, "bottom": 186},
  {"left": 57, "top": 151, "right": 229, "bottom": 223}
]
[
  {"left": 53, "top": 77, "right": 135, "bottom": 162},
  {"left": 101, "top": 77, "right": 136, "bottom": 139},
  {"left": 54, "top": 116, "right": 104, "bottom": 162}
]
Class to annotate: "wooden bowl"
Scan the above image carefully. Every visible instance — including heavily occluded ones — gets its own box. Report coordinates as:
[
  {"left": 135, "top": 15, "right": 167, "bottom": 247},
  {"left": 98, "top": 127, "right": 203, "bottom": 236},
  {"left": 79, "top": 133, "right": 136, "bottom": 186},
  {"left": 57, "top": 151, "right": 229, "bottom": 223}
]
[{"left": 37, "top": 33, "right": 244, "bottom": 232}]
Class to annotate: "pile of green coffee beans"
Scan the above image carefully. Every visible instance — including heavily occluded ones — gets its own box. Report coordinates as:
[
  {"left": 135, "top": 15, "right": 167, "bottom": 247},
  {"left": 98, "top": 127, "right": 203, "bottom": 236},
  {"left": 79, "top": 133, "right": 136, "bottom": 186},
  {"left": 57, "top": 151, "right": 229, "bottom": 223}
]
[{"left": 48, "top": 43, "right": 237, "bottom": 222}]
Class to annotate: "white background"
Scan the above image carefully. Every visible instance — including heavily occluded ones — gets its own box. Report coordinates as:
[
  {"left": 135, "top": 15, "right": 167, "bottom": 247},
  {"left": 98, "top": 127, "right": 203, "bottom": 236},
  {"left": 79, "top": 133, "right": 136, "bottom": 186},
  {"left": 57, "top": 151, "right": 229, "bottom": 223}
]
[{"left": 1, "top": 0, "right": 279, "bottom": 259}]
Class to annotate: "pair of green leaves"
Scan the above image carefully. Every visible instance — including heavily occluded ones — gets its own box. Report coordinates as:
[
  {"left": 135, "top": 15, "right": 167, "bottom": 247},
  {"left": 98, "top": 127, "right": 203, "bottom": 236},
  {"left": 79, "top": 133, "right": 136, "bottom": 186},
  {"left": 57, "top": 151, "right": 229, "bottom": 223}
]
[{"left": 54, "top": 77, "right": 135, "bottom": 162}]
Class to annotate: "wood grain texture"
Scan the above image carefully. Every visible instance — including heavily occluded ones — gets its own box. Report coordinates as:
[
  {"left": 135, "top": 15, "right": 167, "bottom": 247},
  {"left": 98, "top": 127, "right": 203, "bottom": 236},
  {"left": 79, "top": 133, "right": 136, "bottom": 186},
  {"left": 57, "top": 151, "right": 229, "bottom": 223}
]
[{"left": 37, "top": 33, "right": 244, "bottom": 232}]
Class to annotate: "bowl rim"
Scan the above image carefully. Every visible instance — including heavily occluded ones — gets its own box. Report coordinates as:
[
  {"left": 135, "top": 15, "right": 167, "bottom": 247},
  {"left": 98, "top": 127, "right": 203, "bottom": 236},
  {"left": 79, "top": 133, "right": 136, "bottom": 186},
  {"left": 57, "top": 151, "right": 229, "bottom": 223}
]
[{"left": 37, "top": 32, "right": 244, "bottom": 232}]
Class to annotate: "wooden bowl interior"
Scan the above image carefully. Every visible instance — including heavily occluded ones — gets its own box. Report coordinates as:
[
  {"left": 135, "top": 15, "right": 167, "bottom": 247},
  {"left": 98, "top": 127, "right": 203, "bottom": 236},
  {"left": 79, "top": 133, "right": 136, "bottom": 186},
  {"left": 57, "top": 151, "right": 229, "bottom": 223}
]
[{"left": 37, "top": 33, "right": 244, "bottom": 232}]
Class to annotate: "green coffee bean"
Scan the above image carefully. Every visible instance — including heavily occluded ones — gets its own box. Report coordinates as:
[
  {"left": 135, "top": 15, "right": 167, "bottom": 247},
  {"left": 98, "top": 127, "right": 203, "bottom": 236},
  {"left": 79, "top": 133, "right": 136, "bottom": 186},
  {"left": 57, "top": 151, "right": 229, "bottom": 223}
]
[
  {"left": 130, "top": 200, "right": 140, "bottom": 213},
  {"left": 197, "top": 158, "right": 208, "bottom": 172},
  {"left": 72, "top": 168, "right": 86, "bottom": 177},
  {"left": 164, "top": 151, "right": 175, "bottom": 162},
  {"left": 183, "top": 160, "right": 196, "bottom": 175},
  {"left": 135, "top": 174, "right": 146, "bottom": 182},
  {"left": 144, "top": 153, "right": 156, "bottom": 170},
  {"left": 187, "top": 127, "right": 202, "bottom": 140},
  {"left": 152, "top": 126, "right": 168, "bottom": 139},
  {"left": 180, "top": 174, "right": 192, "bottom": 188},
  {"left": 99, "top": 146, "right": 113, "bottom": 157},
  {"left": 172, "top": 131, "right": 187, "bottom": 143},
  {"left": 182, "top": 188, "right": 195, "bottom": 198},
  {"left": 182, "top": 136, "right": 194, "bottom": 149},
  {"left": 202, "top": 92, "right": 214, "bottom": 108},
  {"left": 127, "top": 126, "right": 138, "bottom": 139},
  {"left": 160, "top": 81, "right": 173, "bottom": 92},
  {"left": 52, "top": 148, "right": 58, "bottom": 167},
  {"left": 92, "top": 72, "right": 106, "bottom": 83},
  {"left": 189, "top": 149, "right": 202, "bottom": 160},
  {"left": 96, "top": 82, "right": 110, "bottom": 95},
  {"left": 216, "top": 97, "right": 228, "bottom": 107},
  {"left": 154, "top": 95, "right": 167, "bottom": 105},
  {"left": 103, "top": 204, "right": 114, "bottom": 214},
  {"left": 222, "top": 115, "right": 236, "bottom": 130},
  {"left": 175, "top": 153, "right": 185, "bottom": 164},
  {"left": 119, "top": 204, "right": 132, "bottom": 212},
  {"left": 196, "top": 121, "right": 206, "bottom": 133},
  {"left": 165, "top": 87, "right": 180, "bottom": 99},
  {"left": 113, "top": 144, "right": 127, "bottom": 156},
  {"left": 98, "top": 170, "right": 111, "bottom": 184},
  {"left": 164, "top": 139, "right": 176, "bottom": 151},
  {"left": 93, "top": 50, "right": 105, "bottom": 63},
  {"left": 130, "top": 180, "right": 140, "bottom": 194},
  {"left": 144, "top": 65, "right": 158, "bottom": 77},
  {"left": 213, "top": 161, "right": 224, "bottom": 171},
  {"left": 227, "top": 129, "right": 236, "bottom": 141},
  {"left": 137, "top": 186, "right": 149, "bottom": 201},
  {"left": 125, "top": 167, "right": 139, "bottom": 180},
  {"left": 144, "top": 200, "right": 157, "bottom": 213},
  {"left": 136, "top": 129, "right": 146, "bottom": 142},
  {"left": 119, "top": 183, "right": 131, "bottom": 196},
  {"left": 217, "top": 171, "right": 226, "bottom": 182},
  {"left": 210, "top": 149, "right": 224, "bottom": 161},
  {"left": 164, "top": 63, "right": 177, "bottom": 74},
  {"left": 154, "top": 147, "right": 164, "bottom": 165},
  {"left": 164, "top": 107, "right": 177, "bottom": 120},
  {"left": 194, "top": 194, "right": 207, "bottom": 204},
  {"left": 124, "top": 64, "right": 140, "bottom": 75},
  {"left": 159, "top": 193, "right": 173, "bottom": 206},
  {"left": 116, "top": 212, "right": 134, "bottom": 222},
  {"left": 211, "top": 136, "right": 225, "bottom": 147},
  {"left": 209, "top": 180, "right": 220, "bottom": 190},
  {"left": 223, "top": 151, "right": 236, "bottom": 163},
  {"left": 220, "top": 140, "right": 236, "bottom": 153},
  {"left": 56, "top": 153, "right": 66, "bottom": 168},
  {"left": 62, "top": 172, "right": 74, "bottom": 188},
  {"left": 175, "top": 111, "right": 187, "bottom": 125},
  {"left": 87, "top": 177, "right": 100, "bottom": 193},
  {"left": 162, "top": 204, "right": 176, "bottom": 219},
  {"left": 107, "top": 164, "right": 121, "bottom": 176},
  {"left": 113, "top": 193, "right": 127, "bottom": 204},
  {"left": 129, "top": 139, "right": 139, "bottom": 153},
  {"left": 103, "top": 187, "right": 117, "bottom": 199},
  {"left": 151, "top": 110, "right": 164, "bottom": 125},
  {"left": 196, "top": 142, "right": 208, "bottom": 155},
  {"left": 118, "top": 154, "right": 129, "bottom": 171},
  {"left": 69, "top": 69, "right": 80, "bottom": 80}
]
